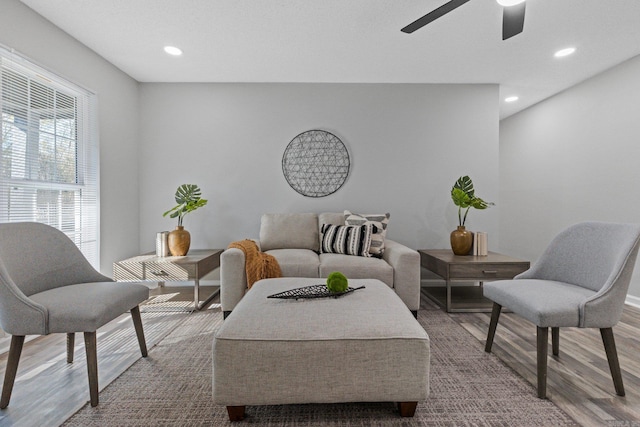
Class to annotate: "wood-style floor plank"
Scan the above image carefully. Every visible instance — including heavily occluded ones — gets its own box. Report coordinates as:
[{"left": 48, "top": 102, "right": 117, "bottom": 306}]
[
  {"left": 448, "top": 291, "right": 640, "bottom": 426},
  {"left": 0, "top": 285, "right": 218, "bottom": 427},
  {"left": 1, "top": 286, "right": 638, "bottom": 426}
]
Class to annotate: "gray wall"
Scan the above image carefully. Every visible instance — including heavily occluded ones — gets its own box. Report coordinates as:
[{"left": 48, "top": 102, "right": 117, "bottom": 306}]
[
  {"left": 0, "top": 0, "right": 141, "bottom": 275},
  {"left": 139, "top": 83, "right": 500, "bottom": 254},
  {"left": 2, "top": 0, "right": 502, "bottom": 281},
  {"left": 500, "top": 54, "right": 640, "bottom": 300},
  {"left": 7, "top": 0, "right": 640, "bottom": 302}
]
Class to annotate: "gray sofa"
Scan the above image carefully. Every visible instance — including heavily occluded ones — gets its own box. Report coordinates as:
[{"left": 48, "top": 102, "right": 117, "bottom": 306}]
[{"left": 220, "top": 212, "right": 421, "bottom": 317}]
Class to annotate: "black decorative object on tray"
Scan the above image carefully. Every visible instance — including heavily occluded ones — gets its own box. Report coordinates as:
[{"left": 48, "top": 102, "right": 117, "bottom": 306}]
[
  {"left": 267, "top": 284, "right": 365, "bottom": 300},
  {"left": 282, "top": 130, "right": 350, "bottom": 198}
]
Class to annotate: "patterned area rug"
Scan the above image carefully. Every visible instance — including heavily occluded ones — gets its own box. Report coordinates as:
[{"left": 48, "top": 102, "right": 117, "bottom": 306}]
[
  {"left": 64, "top": 300, "right": 578, "bottom": 426},
  {"left": 0, "top": 306, "right": 190, "bottom": 427}
]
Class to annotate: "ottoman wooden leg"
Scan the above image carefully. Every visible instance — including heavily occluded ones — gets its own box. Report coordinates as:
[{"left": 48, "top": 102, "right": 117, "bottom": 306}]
[
  {"left": 398, "top": 401, "right": 417, "bottom": 417},
  {"left": 227, "top": 405, "right": 245, "bottom": 421}
]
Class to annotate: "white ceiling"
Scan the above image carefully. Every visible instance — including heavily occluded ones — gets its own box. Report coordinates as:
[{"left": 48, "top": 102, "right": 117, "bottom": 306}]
[{"left": 20, "top": 0, "right": 640, "bottom": 119}]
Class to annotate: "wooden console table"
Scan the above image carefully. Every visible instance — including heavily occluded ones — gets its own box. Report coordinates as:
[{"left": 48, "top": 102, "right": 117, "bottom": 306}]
[
  {"left": 113, "top": 249, "right": 222, "bottom": 311},
  {"left": 419, "top": 249, "right": 530, "bottom": 313}
]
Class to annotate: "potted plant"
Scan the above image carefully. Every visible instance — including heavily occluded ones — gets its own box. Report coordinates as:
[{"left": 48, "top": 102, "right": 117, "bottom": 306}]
[
  {"left": 163, "top": 184, "right": 208, "bottom": 256},
  {"left": 450, "top": 176, "right": 493, "bottom": 255}
]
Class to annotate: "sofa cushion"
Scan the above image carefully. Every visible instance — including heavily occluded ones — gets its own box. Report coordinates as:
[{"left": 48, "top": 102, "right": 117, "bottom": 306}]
[
  {"left": 320, "top": 223, "right": 373, "bottom": 257},
  {"left": 319, "top": 253, "right": 394, "bottom": 287},
  {"left": 344, "top": 211, "right": 390, "bottom": 257},
  {"left": 318, "top": 212, "right": 345, "bottom": 229},
  {"left": 265, "top": 249, "right": 320, "bottom": 278},
  {"left": 260, "top": 213, "right": 319, "bottom": 252}
]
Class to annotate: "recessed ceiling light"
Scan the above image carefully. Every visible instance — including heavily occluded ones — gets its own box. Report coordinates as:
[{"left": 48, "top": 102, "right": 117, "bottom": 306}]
[
  {"left": 505, "top": 96, "right": 519, "bottom": 103},
  {"left": 554, "top": 47, "right": 576, "bottom": 58},
  {"left": 496, "top": 0, "right": 525, "bottom": 6},
  {"left": 163, "top": 46, "right": 183, "bottom": 56}
]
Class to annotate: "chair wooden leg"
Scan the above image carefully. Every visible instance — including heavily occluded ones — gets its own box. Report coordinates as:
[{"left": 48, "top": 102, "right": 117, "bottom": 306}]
[
  {"left": 552, "top": 327, "right": 559, "bottom": 357},
  {"left": 84, "top": 331, "right": 99, "bottom": 407},
  {"left": 67, "top": 333, "right": 75, "bottom": 363},
  {"left": 130, "top": 306, "right": 148, "bottom": 357},
  {"left": 1, "top": 335, "right": 25, "bottom": 409},
  {"left": 600, "top": 327, "right": 625, "bottom": 396},
  {"left": 485, "top": 303, "right": 502, "bottom": 353},
  {"left": 537, "top": 326, "right": 549, "bottom": 399}
]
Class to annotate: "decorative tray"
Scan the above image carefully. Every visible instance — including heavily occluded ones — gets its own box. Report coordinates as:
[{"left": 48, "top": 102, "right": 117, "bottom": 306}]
[{"left": 267, "top": 284, "right": 365, "bottom": 300}]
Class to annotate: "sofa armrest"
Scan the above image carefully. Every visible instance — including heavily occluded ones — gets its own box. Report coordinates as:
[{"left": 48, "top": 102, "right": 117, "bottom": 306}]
[
  {"left": 220, "top": 239, "right": 260, "bottom": 313},
  {"left": 383, "top": 239, "right": 420, "bottom": 312}
]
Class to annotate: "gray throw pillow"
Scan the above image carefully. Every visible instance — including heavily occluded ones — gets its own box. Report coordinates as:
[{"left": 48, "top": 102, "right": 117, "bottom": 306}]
[{"left": 344, "top": 210, "right": 390, "bottom": 257}]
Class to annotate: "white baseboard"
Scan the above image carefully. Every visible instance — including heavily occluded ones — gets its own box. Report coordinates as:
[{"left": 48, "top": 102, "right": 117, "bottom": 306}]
[{"left": 626, "top": 294, "right": 640, "bottom": 309}]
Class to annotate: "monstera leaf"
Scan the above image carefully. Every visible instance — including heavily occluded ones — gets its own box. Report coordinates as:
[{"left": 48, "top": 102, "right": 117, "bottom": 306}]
[
  {"left": 174, "top": 184, "right": 201, "bottom": 205},
  {"left": 163, "top": 184, "right": 208, "bottom": 226},
  {"left": 452, "top": 176, "right": 475, "bottom": 202},
  {"left": 450, "top": 176, "right": 493, "bottom": 226},
  {"left": 451, "top": 187, "right": 472, "bottom": 208}
]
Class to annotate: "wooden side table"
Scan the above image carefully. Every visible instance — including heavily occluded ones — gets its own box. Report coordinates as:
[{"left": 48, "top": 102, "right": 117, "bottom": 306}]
[
  {"left": 419, "top": 249, "right": 530, "bottom": 313},
  {"left": 113, "top": 249, "right": 222, "bottom": 311}
]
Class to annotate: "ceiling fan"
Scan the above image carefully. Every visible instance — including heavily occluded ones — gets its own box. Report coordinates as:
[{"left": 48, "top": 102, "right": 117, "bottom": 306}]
[{"left": 401, "top": 0, "right": 526, "bottom": 40}]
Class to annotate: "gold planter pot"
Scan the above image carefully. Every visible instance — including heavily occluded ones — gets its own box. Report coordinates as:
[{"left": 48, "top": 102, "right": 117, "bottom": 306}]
[
  {"left": 168, "top": 226, "right": 191, "bottom": 256},
  {"left": 450, "top": 225, "right": 473, "bottom": 255}
]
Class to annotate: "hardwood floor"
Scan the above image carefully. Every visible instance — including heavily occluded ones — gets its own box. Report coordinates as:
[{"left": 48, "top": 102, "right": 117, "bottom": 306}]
[
  {"left": 449, "top": 293, "right": 640, "bottom": 427},
  {"left": 0, "top": 284, "right": 219, "bottom": 427},
  {"left": 0, "top": 285, "right": 638, "bottom": 426}
]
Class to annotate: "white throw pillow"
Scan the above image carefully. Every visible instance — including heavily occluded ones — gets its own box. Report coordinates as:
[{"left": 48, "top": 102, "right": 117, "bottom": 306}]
[{"left": 344, "top": 210, "right": 390, "bottom": 257}]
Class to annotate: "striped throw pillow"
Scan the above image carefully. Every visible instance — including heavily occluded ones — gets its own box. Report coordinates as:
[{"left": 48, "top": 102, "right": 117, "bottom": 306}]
[
  {"left": 344, "top": 211, "right": 390, "bottom": 257},
  {"left": 320, "top": 223, "right": 373, "bottom": 257}
]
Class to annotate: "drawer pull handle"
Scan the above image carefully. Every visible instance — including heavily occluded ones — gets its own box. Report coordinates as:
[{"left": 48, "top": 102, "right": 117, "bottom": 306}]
[
  {"left": 150, "top": 270, "right": 169, "bottom": 276},
  {"left": 483, "top": 270, "right": 498, "bottom": 274}
]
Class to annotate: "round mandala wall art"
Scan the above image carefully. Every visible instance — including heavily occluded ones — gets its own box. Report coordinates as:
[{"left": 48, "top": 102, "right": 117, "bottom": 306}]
[{"left": 282, "top": 130, "right": 350, "bottom": 197}]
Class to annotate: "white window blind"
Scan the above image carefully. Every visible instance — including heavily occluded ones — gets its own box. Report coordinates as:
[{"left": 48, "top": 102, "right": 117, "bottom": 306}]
[{"left": 0, "top": 46, "right": 100, "bottom": 268}]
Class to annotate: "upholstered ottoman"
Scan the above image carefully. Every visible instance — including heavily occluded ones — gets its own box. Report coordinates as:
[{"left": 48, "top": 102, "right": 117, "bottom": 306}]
[{"left": 212, "top": 277, "right": 430, "bottom": 421}]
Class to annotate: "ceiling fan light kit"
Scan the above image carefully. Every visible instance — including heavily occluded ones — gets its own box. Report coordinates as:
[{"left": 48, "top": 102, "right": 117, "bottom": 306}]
[{"left": 402, "top": 0, "right": 526, "bottom": 40}]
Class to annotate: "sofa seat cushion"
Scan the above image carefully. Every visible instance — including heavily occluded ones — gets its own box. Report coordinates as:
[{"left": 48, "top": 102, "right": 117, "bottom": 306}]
[
  {"left": 319, "top": 253, "right": 394, "bottom": 287},
  {"left": 266, "top": 249, "right": 320, "bottom": 278}
]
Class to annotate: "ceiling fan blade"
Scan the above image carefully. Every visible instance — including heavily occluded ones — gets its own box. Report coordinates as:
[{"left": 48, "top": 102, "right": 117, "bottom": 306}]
[
  {"left": 401, "top": 0, "right": 472, "bottom": 34},
  {"left": 502, "top": 1, "right": 526, "bottom": 40}
]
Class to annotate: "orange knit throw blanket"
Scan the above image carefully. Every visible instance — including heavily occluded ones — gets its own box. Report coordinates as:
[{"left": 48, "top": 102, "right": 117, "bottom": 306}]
[{"left": 228, "top": 239, "right": 282, "bottom": 289}]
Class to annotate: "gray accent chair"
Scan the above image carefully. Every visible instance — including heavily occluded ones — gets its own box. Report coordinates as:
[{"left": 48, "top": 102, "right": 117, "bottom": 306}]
[
  {"left": 0, "top": 222, "right": 150, "bottom": 408},
  {"left": 483, "top": 221, "right": 640, "bottom": 398}
]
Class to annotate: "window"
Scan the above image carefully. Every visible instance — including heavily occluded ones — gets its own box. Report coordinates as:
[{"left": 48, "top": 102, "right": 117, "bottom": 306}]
[{"left": 0, "top": 46, "right": 99, "bottom": 268}]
